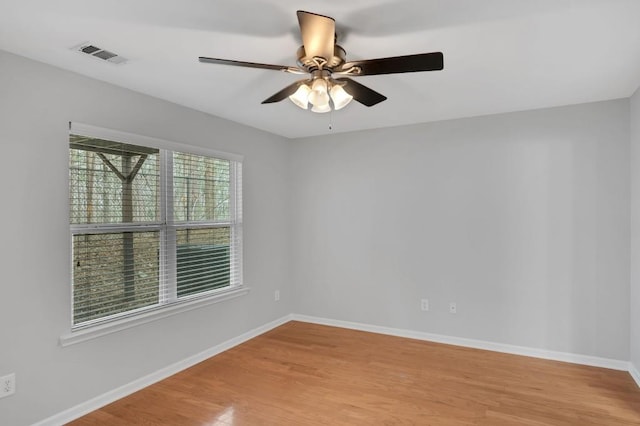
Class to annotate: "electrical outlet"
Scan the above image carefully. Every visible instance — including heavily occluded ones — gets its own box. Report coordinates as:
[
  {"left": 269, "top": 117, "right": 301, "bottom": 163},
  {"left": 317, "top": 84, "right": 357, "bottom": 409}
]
[
  {"left": 274, "top": 290, "right": 280, "bottom": 302},
  {"left": 449, "top": 302, "right": 457, "bottom": 314},
  {"left": 0, "top": 373, "right": 15, "bottom": 398},
  {"left": 420, "top": 298, "right": 429, "bottom": 311}
]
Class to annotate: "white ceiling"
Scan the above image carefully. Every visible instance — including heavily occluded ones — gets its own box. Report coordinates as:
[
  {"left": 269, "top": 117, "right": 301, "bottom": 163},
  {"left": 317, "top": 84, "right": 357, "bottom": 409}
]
[{"left": 1, "top": 0, "right": 640, "bottom": 139}]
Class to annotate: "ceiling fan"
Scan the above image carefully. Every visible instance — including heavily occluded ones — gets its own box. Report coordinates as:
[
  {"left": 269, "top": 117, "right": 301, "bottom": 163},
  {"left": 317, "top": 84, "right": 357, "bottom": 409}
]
[{"left": 199, "top": 10, "right": 444, "bottom": 113}]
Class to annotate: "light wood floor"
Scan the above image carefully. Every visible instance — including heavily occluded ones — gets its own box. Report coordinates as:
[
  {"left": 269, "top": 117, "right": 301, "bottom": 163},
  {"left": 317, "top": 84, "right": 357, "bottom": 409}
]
[{"left": 70, "top": 321, "right": 640, "bottom": 425}]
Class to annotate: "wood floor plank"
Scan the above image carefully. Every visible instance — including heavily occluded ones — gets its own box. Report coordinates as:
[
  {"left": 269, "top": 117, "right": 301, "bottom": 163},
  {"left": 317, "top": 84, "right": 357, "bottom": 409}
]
[{"left": 68, "top": 321, "right": 640, "bottom": 425}]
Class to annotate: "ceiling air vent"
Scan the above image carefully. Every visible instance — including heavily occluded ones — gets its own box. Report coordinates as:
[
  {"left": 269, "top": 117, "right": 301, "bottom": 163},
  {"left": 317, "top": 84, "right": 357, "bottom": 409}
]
[{"left": 73, "top": 43, "right": 128, "bottom": 65}]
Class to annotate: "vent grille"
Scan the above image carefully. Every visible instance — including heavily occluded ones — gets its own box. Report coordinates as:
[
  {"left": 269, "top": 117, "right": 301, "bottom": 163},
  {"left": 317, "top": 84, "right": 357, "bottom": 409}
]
[{"left": 74, "top": 43, "right": 128, "bottom": 65}]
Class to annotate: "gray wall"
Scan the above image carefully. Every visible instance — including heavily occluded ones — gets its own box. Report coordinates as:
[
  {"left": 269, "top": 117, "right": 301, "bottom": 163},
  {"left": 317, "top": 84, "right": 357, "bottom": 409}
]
[
  {"left": 0, "top": 50, "right": 292, "bottom": 425},
  {"left": 290, "top": 100, "right": 630, "bottom": 360},
  {"left": 631, "top": 88, "right": 640, "bottom": 371}
]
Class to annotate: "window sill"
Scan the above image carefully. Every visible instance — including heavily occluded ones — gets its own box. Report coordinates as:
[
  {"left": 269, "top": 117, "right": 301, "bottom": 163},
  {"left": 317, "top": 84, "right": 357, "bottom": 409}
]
[{"left": 59, "top": 286, "right": 251, "bottom": 347}]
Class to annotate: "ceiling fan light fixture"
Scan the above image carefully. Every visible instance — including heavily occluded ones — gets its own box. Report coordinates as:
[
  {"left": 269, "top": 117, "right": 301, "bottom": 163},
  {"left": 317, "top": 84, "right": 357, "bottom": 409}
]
[
  {"left": 289, "top": 83, "right": 311, "bottom": 109},
  {"left": 329, "top": 84, "right": 353, "bottom": 110},
  {"left": 288, "top": 78, "right": 354, "bottom": 113},
  {"left": 308, "top": 78, "right": 330, "bottom": 106}
]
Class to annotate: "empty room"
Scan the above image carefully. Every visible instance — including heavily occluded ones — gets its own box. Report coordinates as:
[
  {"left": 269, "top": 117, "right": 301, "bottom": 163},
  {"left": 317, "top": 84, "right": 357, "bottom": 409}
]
[{"left": 2, "top": 0, "right": 640, "bottom": 424}]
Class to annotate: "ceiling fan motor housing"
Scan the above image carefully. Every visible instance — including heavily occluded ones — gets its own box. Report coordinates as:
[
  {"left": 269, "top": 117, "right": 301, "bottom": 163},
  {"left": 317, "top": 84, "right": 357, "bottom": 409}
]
[{"left": 296, "top": 45, "right": 346, "bottom": 72}]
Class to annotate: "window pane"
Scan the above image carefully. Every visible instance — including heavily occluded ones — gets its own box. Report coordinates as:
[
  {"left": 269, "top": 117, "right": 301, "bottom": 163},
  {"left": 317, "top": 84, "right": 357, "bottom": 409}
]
[
  {"left": 176, "top": 227, "right": 230, "bottom": 297},
  {"left": 69, "top": 135, "right": 160, "bottom": 224},
  {"left": 73, "top": 231, "right": 160, "bottom": 324},
  {"left": 173, "top": 152, "right": 230, "bottom": 222}
]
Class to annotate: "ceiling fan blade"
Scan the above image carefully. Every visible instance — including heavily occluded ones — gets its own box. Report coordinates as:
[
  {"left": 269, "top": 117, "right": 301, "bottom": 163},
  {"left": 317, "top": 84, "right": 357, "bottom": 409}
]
[
  {"left": 341, "top": 52, "right": 444, "bottom": 76},
  {"left": 261, "top": 80, "right": 307, "bottom": 104},
  {"left": 199, "top": 57, "right": 303, "bottom": 73},
  {"left": 335, "top": 78, "right": 387, "bottom": 107},
  {"left": 297, "top": 10, "right": 335, "bottom": 60}
]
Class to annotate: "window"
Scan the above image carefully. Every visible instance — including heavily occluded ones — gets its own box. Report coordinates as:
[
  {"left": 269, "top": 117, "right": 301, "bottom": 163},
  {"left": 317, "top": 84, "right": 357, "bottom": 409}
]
[{"left": 68, "top": 124, "right": 243, "bottom": 330}]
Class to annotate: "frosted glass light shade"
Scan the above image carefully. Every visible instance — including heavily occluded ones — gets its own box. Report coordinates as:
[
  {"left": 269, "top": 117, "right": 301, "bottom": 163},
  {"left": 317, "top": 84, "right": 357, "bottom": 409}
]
[
  {"left": 329, "top": 84, "right": 353, "bottom": 110},
  {"left": 311, "top": 103, "right": 331, "bottom": 113},
  {"left": 289, "top": 84, "right": 311, "bottom": 109},
  {"left": 308, "top": 79, "right": 330, "bottom": 106}
]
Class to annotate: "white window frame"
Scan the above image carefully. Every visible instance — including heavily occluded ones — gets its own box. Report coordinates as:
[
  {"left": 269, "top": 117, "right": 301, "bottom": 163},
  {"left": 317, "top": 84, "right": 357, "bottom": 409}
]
[{"left": 60, "top": 123, "right": 248, "bottom": 346}]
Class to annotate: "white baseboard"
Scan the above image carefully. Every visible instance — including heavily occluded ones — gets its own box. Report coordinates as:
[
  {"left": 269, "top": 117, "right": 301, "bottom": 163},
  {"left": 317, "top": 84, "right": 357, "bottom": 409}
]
[
  {"left": 629, "top": 363, "right": 640, "bottom": 387},
  {"left": 34, "top": 314, "right": 294, "bottom": 426},
  {"left": 291, "top": 314, "right": 631, "bottom": 372}
]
